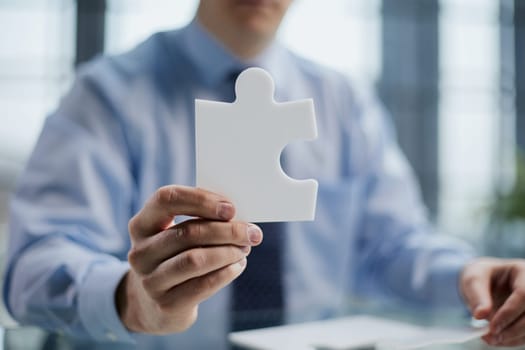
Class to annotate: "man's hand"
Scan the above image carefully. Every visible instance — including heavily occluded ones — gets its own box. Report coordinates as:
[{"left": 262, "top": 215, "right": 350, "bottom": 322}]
[
  {"left": 461, "top": 257, "right": 525, "bottom": 347},
  {"left": 117, "top": 185, "right": 263, "bottom": 334}
]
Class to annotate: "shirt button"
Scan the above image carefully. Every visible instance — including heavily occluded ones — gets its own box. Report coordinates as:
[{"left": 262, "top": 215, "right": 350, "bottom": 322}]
[{"left": 105, "top": 330, "right": 117, "bottom": 342}]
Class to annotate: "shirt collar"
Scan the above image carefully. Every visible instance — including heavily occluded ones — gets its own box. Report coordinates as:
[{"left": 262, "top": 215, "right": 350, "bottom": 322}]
[{"left": 179, "top": 19, "right": 290, "bottom": 93}]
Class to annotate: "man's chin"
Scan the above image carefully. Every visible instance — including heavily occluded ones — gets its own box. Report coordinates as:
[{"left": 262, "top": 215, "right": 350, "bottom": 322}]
[
  {"left": 235, "top": 0, "right": 277, "bottom": 8},
  {"left": 234, "top": 17, "right": 278, "bottom": 40}
]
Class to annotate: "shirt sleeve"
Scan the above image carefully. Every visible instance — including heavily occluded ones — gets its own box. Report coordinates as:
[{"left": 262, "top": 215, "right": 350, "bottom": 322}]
[
  {"left": 5, "top": 62, "right": 136, "bottom": 343},
  {"left": 350, "top": 87, "right": 476, "bottom": 309}
]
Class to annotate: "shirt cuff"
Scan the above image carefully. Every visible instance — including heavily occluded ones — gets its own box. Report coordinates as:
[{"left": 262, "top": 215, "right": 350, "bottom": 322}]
[
  {"left": 78, "top": 258, "right": 135, "bottom": 343},
  {"left": 428, "top": 253, "right": 476, "bottom": 309}
]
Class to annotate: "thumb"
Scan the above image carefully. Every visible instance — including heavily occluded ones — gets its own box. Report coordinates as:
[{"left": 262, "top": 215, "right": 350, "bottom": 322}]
[{"left": 460, "top": 261, "right": 493, "bottom": 320}]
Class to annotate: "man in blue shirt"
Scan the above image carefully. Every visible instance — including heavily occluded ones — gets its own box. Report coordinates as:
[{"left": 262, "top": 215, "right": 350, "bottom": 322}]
[{"left": 6, "top": 0, "right": 525, "bottom": 348}]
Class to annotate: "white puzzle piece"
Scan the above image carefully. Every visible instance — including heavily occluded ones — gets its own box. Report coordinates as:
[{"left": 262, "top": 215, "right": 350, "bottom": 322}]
[{"left": 195, "top": 67, "right": 318, "bottom": 222}]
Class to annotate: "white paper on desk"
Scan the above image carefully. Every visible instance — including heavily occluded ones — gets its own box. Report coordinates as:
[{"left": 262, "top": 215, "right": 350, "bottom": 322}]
[
  {"left": 376, "top": 326, "right": 489, "bottom": 350},
  {"left": 228, "top": 315, "right": 486, "bottom": 350}
]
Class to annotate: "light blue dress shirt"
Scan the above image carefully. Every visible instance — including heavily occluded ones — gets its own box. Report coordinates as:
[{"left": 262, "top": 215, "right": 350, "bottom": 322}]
[{"left": 5, "top": 20, "right": 474, "bottom": 349}]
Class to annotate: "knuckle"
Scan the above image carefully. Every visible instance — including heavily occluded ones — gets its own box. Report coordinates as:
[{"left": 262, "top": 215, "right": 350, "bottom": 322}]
[
  {"left": 156, "top": 185, "right": 181, "bottom": 205},
  {"left": 231, "top": 222, "right": 245, "bottom": 242},
  {"left": 127, "top": 249, "right": 138, "bottom": 267},
  {"left": 181, "top": 250, "right": 207, "bottom": 271},
  {"left": 171, "top": 220, "right": 203, "bottom": 246},
  {"left": 191, "top": 223, "right": 203, "bottom": 242},
  {"left": 127, "top": 246, "right": 144, "bottom": 269},
  {"left": 178, "top": 222, "right": 202, "bottom": 242},
  {"left": 128, "top": 214, "right": 141, "bottom": 237},
  {"left": 173, "top": 224, "right": 189, "bottom": 241}
]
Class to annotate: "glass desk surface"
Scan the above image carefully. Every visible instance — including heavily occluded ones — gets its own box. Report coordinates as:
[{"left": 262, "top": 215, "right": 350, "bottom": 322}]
[{"left": 3, "top": 302, "right": 525, "bottom": 350}]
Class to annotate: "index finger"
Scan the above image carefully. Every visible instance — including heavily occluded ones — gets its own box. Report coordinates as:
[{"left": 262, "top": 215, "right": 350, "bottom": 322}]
[
  {"left": 460, "top": 260, "right": 494, "bottom": 320},
  {"left": 129, "top": 185, "right": 235, "bottom": 238}
]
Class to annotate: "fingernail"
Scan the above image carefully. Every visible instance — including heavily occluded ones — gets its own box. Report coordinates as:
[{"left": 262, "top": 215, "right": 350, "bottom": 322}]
[
  {"left": 497, "top": 334, "right": 503, "bottom": 344},
  {"left": 217, "top": 202, "right": 234, "bottom": 220},
  {"left": 474, "top": 308, "right": 485, "bottom": 319},
  {"left": 238, "top": 258, "right": 247, "bottom": 268},
  {"left": 247, "top": 224, "right": 262, "bottom": 244},
  {"left": 494, "top": 324, "right": 502, "bottom": 334},
  {"left": 240, "top": 246, "right": 250, "bottom": 254}
]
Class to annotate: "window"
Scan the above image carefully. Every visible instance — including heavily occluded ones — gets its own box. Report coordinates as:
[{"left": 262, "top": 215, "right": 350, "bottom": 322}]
[
  {"left": 438, "top": 0, "right": 506, "bottom": 240},
  {"left": 0, "top": 0, "right": 517, "bottom": 242},
  {"left": 0, "top": 0, "right": 75, "bottom": 163},
  {"left": 105, "top": 0, "right": 199, "bottom": 54}
]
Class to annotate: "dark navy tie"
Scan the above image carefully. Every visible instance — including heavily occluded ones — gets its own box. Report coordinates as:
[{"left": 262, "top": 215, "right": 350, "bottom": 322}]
[
  {"left": 220, "top": 70, "right": 285, "bottom": 331},
  {"left": 231, "top": 222, "right": 284, "bottom": 331}
]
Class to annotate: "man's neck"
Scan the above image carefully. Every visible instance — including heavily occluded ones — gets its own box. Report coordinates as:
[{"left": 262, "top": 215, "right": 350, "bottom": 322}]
[{"left": 195, "top": 14, "right": 272, "bottom": 60}]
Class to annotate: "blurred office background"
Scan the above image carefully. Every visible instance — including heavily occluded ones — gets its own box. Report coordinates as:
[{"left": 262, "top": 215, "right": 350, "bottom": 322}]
[{"left": 0, "top": 0, "right": 524, "bottom": 348}]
